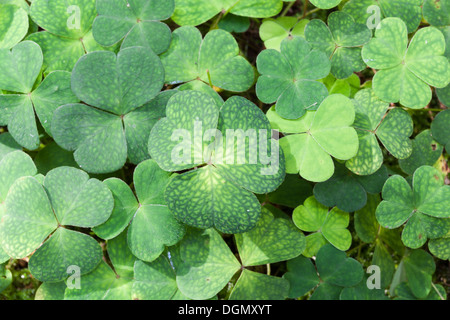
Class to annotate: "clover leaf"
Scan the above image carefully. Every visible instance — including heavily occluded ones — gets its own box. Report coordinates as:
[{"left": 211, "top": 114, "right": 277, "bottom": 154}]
[
  {"left": 235, "top": 207, "right": 306, "bottom": 266},
  {"left": 92, "top": 0, "right": 174, "bottom": 54},
  {"left": 0, "top": 166, "right": 113, "bottom": 282},
  {"left": 149, "top": 91, "right": 285, "bottom": 234},
  {"left": 259, "top": 17, "right": 309, "bottom": 51},
  {"left": 342, "top": 0, "right": 423, "bottom": 33},
  {"left": 172, "top": 0, "right": 284, "bottom": 26},
  {"left": 428, "top": 235, "right": 450, "bottom": 260},
  {"left": 218, "top": 14, "right": 250, "bottom": 33},
  {"left": 132, "top": 255, "right": 180, "bottom": 300},
  {"left": 172, "top": 228, "right": 241, "bottom": 300},
  {"left": 65, "top": 231, "right": 135, "bottom": 300},
  {"left": 171, "top": 207, "right": 300, "bottom": 300},
  {"left": 402, "top": 249, "right": 436, "bottom": 299},
  {"left": 320, "top": 73, "right": 361, "bottom": 97},
  {"left": 340, "top": 275, "right": 389, "bottom": 300},
  {"left": 35, "top": 282, "right": 66, "bottom": 300},
  {"left": 52, "top": 47, "right": 165, "bottom": 174},
  {"left": 284, "top": 244, "right": 364, "bottom": 300},
  {"left": 229, "top": 269, "right": 290, "bottom": 300},
  {"left": 0, "top": 151, "right": 37, "bottom": 264},
  {"left": 93, "top": 159, "right": 186, "bottom": 262},
  {"left": 399, "top": 130, "right": 444, "bottom": 175},
  {"left": 270, "top": 94, "right": 359, "bottom": 182},
  {"left": 256, "top": 36, "right": 330, "bottom": 119},
  {"left": 305, "top": 11, "right": 372, "bottom": 79},
  {"left": 0, "top": 3, "right": 28, "bottom": 49},
  {"left": 161, "top": 26, "right": 254, "bottom": 93},
  {"left": 27, "top": 0, "right": 116, "bottom": 74},
  {"left": 313, "top": 162, "right": 388, "bottom": 213},
  {"left": 423, "top": 0, "right": 450, "bottom": 27},
  {"left": 345, "top": 89, "right": 413, "bottom": 175},
  {"left": 0, "top": 133, "right": 21, "bottom": 161},
  {"left": 0, "top": 41, "right": 79, "bottom": 150},
  {"left": 0, "top": 263, "right": 12, "bottom": 293},
  {"left": 376, "top": 165, "right": 450, "bottom": 249},
  {"left": 362, "top": 18, "right": 450, "bottom": 109},
  {"left": 395, "top": 282, "right": 447, "bottom": 300},
  {"left": 293, "top": 196, "right": 352, "bottom": 256},
  {"left": 431, "top": 109, "right": 450, "bottom": 151}
]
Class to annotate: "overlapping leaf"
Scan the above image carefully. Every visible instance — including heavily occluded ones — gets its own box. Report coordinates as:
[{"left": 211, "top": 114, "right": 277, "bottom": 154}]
[
  {"left": 0, "top": 3, "right": 28, "bottom": 49},
  {"left": 431, "top": 109, "right": 450, "bottom": 151},
  {"left": 362, "top": 18, "right": 450, "bottom": 109},
  {"left": 93, "top": 160, "right": 186, "bottom": 262},
  {"left": 52, "top": 47, "right": 165, "bottom": 174},
  {"left": 314, "top": 162, "right": 388, "bottom": 212},
  {"left": 270, "top": 94, "right": 359, "bottom": 182},
  {"left": 343, "top": 0, "right": 423, "bottom": 33},
  {"left": 172, "top": 0, "right": 284, "bottom": 26},
  {"left": 93, "top": 0, "right": 174, "bottom": 54},
  {"left": 376, "top": 165, "right": 450, "bottom": 249},
  {"left": 27, "top": 0, "right": 116, "bottom": 73},
  {"left": 305, "top": 11, "right": 371, "bottom": 79},
  {"left": 161, "top": 26, "right": 254, "bottom": 92},
  {"left": 0, "top": 167, "right": 113, "bottom": 282},
  {"left": 0, "top": 41, "right": 79, "bottom": 150},
  {"left": 149, "top": 91, "right": 285, "bottom": 234},
  {"left": 293, "top": 196, "right": 352, "bottom": 256},
  {"left": 346, "top": 89, "right": 413, "bottom": 175},
  {"left": 259, "top": 17, "right": 309, "bottom": 51},
  {"left": 256, "top": 36, "right": 330, "bottom": 119}
]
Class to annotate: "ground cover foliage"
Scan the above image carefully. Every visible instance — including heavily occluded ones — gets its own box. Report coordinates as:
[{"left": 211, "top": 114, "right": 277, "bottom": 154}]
[{"left": 0, "top": 0, "right": 449, "bottom": 301}]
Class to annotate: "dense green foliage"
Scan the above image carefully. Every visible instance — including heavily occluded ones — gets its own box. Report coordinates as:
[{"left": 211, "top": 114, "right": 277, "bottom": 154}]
[{"left": 0, "top": 0, "right": 449, "bottom": 301}]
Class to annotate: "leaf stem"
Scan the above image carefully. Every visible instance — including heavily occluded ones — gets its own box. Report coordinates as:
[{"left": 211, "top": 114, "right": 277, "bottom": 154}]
[
  {"left": 431, "top": 282, "right": 445, "bottom": 300},
  {"left": 302, "top": 0, "right": 310, "bottom": 18},
  {"left": 266, "top": 264, "right": 271, "bottom": 275},
  {"left": 281, "top": 0, "right": 296, "bottom": 17}
]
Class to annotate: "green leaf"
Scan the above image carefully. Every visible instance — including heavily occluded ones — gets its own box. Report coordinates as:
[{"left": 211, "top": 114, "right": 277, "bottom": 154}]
[
  {"left": 34, "top": 142, "right": 78, "bottom": 175},
  {"left": 340, "top": 276, "right": 389, "bottom": 300},
  {"left": 423, "top": 0, "right": 450, "bottom": 26},
  {"left": 342, "top": 0, "right": 423, "bottom": 33},
  {"left": 395, "top": 282, "right": 447, "bottom": 300},
  {"left": 128, "top": 160, "right": 186, "bottom": 262},
  {"left": 428, "top": 236, "right": 450, "bottom": 260},
  {"left": 35, "top": 282, "right": 66, "bottom": 300},
  {"left": 28, "top": 227, "right": 103, "bottom": 282},
  {"left": 371, "top": 241, "right": 395, "bottom": 289},
  {"left": 0, "top": 4, "right": 28, "bottom": 49},
  {"left": 256, "top": 36, "right": 330, "bottom": 119},
  {"left": 403, "top": 249, "right": 436, "bottom": 299},
  {"left": 52, "top": 47, "right": 165, "bottom": 173},
  {"left": 65, "top": 231, "right": 135, "bottom": 300},
  {"left": 132, "top": 256, "right": 178, "bottom": 300},
  {"left": 0, "top": 133, "right": 21, "bottom": 161},
  {"left": 316, "top": 244, "right": 364, "bottom": 287},
  {"left": 174, "top": 228, "right": 241, "bottom": 300},
  {"left": 235, "top": 208, "right": 305, "bottom": 266},
  {"left": 346, "top": 89, "right": 413, "bottom": 175},
  {"left": 93, "top": 0, "right": 174, "bottom": 54},
  {"left": 264, "top": 174, "right": 313, "bottom": 208},
  {"left": 151, "top": 92, "right": 285, "bottom": 234},
  {"left": 219, "top": 14, "right": 250, "bottom": 33},
  {"left": 293, "top": 196, "right": 352, "bottom": 253},
  {"left": 30, "top": 0, "right": 96, "bottom": 39},
  {"left": 305, "top": 11, "right": 371, "bottom": 79},
  {"left": 279, "top": 94, "right": 359, "bottom": 182},
  {"left": 259, "top": 17, "right": 309, "bottom": 51},
  {"left": 362, "top": 18, "right": 450, "bottom": 109},
  {"left": 314, "top": 163, "right": 388, "bottom": 213},
  {"left": 354, "top": 194, "right": 381, "bottom": 243},
  {"left": 310, "top": 0, "right": 342, "bottom": 9},
  {"left": 172, "top": 0, "right": 284, "bottom": 26},
  {"left": 43, "top": 167, "right": 114, "bottom": 227},
  {"left": 376, "top": 166, "right": 450, "bottom": 248},
  {"left": 283, "top": 255, "right": 320, "bottom": 298},
  {"left": 0, "top": 176, "right": 57, "bottom": 259},
  {"left": 229, "top": 269, "right": 290, "bottom": 300},
  {"left": 0, "top": 264, "right": 12, "bottom": 293},
  {"left": 399, "top": 130, "right": 444, "bottom": 175},
  {"left": 161, "top": 27, "right": 254, "bottom": 92},
  {"left": 431, "top": 109, "right": 450, "bottom": 150}
]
